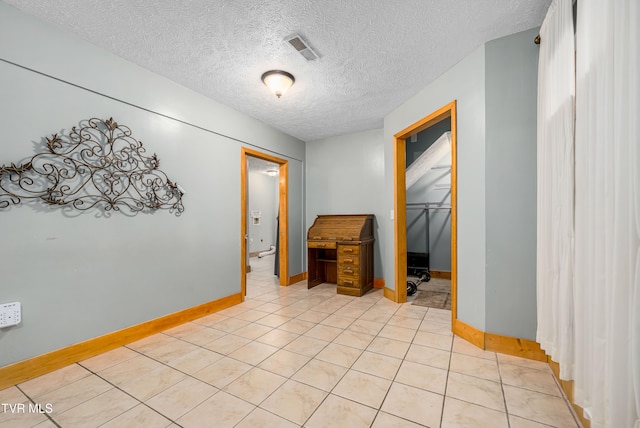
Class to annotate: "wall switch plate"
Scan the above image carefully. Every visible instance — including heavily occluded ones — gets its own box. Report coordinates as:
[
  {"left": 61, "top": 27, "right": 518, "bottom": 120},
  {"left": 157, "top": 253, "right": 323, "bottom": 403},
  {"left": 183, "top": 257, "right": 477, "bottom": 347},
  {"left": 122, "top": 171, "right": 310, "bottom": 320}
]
[{"left": 0, "top": 302, "right": 21, "bottom": 328}]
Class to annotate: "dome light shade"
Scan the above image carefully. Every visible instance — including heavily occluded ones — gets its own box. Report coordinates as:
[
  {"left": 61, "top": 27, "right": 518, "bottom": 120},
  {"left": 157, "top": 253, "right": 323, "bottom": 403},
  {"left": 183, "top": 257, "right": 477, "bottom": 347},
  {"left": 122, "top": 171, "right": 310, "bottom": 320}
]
[{"left": 261, "top": 70, "right": 295, "bottom": 98}]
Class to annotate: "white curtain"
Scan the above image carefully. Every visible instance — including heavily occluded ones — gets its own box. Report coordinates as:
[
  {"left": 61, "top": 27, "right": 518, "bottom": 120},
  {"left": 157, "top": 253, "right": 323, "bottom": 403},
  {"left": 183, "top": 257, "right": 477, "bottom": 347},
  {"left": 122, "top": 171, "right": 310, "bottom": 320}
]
[
  {"left": 536, "top": 0, "right": 576, "bottom": 380},
  {"left": 573, "top": 0, "right": 640, "bottom": 427}
]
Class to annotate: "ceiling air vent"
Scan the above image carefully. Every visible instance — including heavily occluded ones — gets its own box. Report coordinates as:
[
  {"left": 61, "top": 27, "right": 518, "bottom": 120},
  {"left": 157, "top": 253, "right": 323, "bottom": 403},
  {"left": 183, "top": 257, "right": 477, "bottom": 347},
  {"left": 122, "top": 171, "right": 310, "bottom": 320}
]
[{"left": 285, "top": 34, "right": 320, "bottom": 61}]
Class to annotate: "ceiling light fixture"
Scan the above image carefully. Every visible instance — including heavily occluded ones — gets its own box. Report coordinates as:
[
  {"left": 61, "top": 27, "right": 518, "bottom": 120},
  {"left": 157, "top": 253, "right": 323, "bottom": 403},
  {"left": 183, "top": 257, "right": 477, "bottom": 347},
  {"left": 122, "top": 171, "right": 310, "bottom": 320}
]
[
  {"left": 261, "top": 70, "right": 295, "bottom": 99},
  {"left": 266, "top": 168, "right": 278, "bottom": 176}
]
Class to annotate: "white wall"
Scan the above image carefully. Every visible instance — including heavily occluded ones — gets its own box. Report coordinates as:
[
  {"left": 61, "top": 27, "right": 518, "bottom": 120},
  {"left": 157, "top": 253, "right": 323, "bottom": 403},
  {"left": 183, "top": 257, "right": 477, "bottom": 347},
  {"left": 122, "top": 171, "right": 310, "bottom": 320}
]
[
  {"left": 384, "top": 46, "right": 487, "bottom": 330},
  {"left": 305, "top": 129, "right": 385, "bottom": 277},
  {"left": 0, "top": 3, "right": 305, "bottom": 367}
]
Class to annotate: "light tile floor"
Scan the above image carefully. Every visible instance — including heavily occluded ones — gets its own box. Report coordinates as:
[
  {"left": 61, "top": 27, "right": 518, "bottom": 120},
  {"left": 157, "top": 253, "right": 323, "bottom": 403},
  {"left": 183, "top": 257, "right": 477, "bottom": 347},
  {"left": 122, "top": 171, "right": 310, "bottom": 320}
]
[{"left": 1, "top": 257, "right": 582, "bottom": 427}]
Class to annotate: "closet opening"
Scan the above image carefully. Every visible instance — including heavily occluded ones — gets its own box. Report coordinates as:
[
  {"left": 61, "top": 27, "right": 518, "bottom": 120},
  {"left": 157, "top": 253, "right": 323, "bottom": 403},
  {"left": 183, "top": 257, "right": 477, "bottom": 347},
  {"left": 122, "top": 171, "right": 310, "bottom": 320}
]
[
  {"left": 393, "top": 101, "right": 457, "bottom": 322},
  {"left": 240, "top": 148, "right": 289, "bottom": 299}
]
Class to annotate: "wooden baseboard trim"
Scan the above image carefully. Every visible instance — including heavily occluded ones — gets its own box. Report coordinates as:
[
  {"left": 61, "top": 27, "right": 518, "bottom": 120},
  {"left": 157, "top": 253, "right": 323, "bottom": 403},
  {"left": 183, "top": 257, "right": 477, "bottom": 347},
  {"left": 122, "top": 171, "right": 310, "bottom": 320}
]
[
  {"left": 452, "top": 319, "right": 485, "bottom": 349},
  {"left": 289, "top": 272, "right": 307, "bottom": 285},
  {"left": 452, "top": 319, "right": 547, "bottom": 362},
  {"left": 485, "top": 332, "right": 547, "bottom": 362},
  {"left": 383, "top": 286, "right": 397, "bottom": 302},
  {"left": 373, "top": 278, "right": 385, "bottom": 289},
  {"left": 548, "top": 359, "right": 591, "bottom": 428},
  {"left": 429, "top": 270, "right": 451, "bottom": 280},
  {"left": 0, "top": 292, "right": 242, "bottom": 390}
]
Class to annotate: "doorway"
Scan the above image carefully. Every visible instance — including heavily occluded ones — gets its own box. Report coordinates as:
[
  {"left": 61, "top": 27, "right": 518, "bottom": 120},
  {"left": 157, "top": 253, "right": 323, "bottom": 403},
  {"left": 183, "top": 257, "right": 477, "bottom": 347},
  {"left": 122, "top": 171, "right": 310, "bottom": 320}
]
[
  {"left": 393, "top": 101, "right": 458, "bottom": 322},
  {"left": 241, "top": 147, "right": 289, "bottom": 300}
]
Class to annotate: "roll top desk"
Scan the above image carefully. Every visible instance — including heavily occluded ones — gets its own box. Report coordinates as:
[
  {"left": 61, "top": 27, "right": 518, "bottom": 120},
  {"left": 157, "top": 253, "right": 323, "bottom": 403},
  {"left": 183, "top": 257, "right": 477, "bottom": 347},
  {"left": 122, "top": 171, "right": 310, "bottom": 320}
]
[{"left": 307, "top": 214, "right": 375, "bottom": 297}]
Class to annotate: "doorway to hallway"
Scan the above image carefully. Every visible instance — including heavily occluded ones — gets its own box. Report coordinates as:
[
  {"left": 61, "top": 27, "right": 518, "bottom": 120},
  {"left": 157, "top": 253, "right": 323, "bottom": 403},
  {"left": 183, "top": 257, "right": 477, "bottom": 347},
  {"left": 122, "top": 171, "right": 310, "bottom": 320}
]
[{"left": 241, "top": 148, "right": 289, "bottom": 300}]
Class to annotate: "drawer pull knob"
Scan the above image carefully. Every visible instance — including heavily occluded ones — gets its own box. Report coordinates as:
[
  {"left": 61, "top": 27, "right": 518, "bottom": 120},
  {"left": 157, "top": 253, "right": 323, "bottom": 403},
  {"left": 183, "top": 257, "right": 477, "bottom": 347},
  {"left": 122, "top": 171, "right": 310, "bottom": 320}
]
[
  {"left": 317, "top": 243, "right": 326, "bottom": 247},
  {"left": 344, "top": 280, "right": 353, "bottom": 285},
  {"left": 344, "top": 269, "right": 354, "bottom": 274},
  {"left": 343, "top": 248, "right": 354, "bottom": 253},
  {"left": 344, "top": 258, "right": 353, "bottom": 263}
]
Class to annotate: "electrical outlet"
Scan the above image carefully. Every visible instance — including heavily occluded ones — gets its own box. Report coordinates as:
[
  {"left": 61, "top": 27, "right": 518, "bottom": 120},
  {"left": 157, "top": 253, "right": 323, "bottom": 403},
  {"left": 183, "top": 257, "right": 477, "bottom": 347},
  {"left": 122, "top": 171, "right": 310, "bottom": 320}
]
[{"left": 0, "top": 302, "right": 21, "bottom": 328}]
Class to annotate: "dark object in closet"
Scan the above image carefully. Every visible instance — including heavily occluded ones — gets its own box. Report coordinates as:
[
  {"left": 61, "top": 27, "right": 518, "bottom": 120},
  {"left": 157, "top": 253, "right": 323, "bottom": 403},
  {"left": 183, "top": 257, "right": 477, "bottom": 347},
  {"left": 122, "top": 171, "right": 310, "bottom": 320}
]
[
  {"left": 407, "top": 252, "right": 431, "bottom": 296},
  {"left": 407, "top": 252, "right": 430, "bottom": 278},
  {"left": 307, "top": 214, "right": 375, "bottom": 297},
  {"left": 407, "top": 202, "right": 439, "bottom": 295}
]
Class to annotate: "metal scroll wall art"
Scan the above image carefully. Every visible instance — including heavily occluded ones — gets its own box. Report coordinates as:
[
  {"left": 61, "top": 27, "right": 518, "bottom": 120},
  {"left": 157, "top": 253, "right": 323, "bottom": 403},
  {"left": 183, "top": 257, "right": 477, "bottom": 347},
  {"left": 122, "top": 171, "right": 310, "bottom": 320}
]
[{"left": 0, "top": 117, "right": 184, "bottom": 215}]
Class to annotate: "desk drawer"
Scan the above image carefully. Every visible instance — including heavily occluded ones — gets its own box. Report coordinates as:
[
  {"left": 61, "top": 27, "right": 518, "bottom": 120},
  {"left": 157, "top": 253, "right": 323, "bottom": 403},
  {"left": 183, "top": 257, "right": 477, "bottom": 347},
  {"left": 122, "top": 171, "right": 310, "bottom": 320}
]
[
  {"left": 337, "top": 277, "right": 359, "bottom": 288},
  {"left": 338, "top": 254, "right": 360, "bottom": 266},
  {"left": 308, "top": 241, "right": 337, "bottom": 249},
  {"left": 338, "top": 265, "right": 359, "bottom": 279},
  {"left": 338, "top": 244, "right": 359, "bottom": 256}
]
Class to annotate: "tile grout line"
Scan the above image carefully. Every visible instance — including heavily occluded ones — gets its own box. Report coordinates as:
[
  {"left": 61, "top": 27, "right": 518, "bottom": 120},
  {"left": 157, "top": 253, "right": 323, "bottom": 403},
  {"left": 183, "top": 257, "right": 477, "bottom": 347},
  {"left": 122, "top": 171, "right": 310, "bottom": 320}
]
[
  {"left": 369, "top": 307, "right": 429, "bottom": 428},
  {"left": 237, "top": 288, "right": 369, "bottom": 426},
  {"left": 247, "top": 282, "right": 395, "bottom": 425},
  {"left": 438, "top": 316, "right": 455, "bottom": 428},
  {"left": 76, "top": 359, "right": 186, "bottom": 428},
  {"left": 496, "top": 354, "right": 512, "bottom": 428},
  {"left": 299, "top": 292, "right": 406, "bottom": 428},
  {"left": 548, "top": 364, "right": 583, "bottom": 428},
  {"left": 216, "top": 286, "right": 376, "bottom": 426},
  {"left": 278, "top": 290, "right": 391, "bottom": 426},
  {"left": 15, "top": 383, "right": 63, "bottom": 428},
  {"left": 125, "top": 328, "right": 305, "bottom": 427}
]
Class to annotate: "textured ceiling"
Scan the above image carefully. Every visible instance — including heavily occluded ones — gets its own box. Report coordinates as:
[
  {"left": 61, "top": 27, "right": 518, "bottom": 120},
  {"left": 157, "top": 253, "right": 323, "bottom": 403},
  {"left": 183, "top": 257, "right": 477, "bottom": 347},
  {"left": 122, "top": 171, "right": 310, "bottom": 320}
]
[{"left": 3, "top": 0, "right": 550, "bottom": 142}]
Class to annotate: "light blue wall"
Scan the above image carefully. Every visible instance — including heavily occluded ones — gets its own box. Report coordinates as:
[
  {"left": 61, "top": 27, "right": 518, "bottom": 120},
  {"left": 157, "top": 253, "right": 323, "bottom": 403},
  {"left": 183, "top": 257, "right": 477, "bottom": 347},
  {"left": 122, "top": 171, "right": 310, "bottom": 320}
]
[
  {"left": 305, "top": 129, "right": 385, "bottom": 278},
  {"left": 384, "top": 46, "right": 487, "bottom": 331},
  {"left": 484, "top": 28, "right": 539, "bottom": 340},
  {"left": 384, "top": 28, "right": 540, "bottom": 339},
  {"left": 0, "top": 3, "right": 305, "bottom": 367},
  {"left": 288, "top": 160, "right": 305, "bottom": 276}
]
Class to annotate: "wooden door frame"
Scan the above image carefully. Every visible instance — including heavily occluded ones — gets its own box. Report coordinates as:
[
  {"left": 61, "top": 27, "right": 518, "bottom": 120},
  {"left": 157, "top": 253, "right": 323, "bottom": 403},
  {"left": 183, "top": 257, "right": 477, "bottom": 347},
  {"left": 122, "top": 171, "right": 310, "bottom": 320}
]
[
  {"left": 241, "top": 147, "right": 289, "bottom": 299},
  {"left": 393, "top": 100, "right": 458, "bottom": 322}
]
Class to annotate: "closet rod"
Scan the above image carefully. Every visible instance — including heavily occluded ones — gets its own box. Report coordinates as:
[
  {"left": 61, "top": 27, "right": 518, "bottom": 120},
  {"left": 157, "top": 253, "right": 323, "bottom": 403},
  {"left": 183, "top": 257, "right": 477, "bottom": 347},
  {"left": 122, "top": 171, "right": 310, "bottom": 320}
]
[
  {"left": 407, "top": 206, "right": 451, "bottom": 210},
  {"left": 406, "top": 202, "right": 451, "bottom": 209},
  {"left": 406, "top": 202, "right": 448, "bottom": 206}
]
